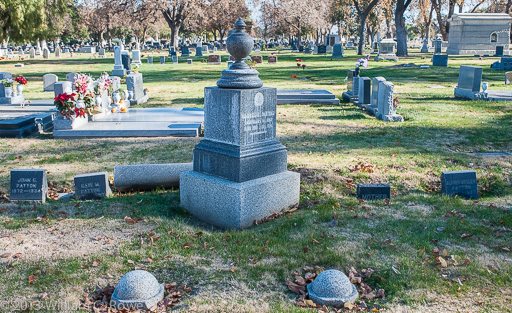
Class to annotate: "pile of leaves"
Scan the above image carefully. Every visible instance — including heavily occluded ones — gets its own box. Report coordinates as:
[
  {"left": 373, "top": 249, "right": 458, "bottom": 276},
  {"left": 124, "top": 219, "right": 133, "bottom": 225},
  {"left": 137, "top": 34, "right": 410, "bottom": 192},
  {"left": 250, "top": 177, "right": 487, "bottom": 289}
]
[
  {"left": 80, "top": 282, "right": 191, "bottom": 312},
  {"left": 285, "top": 266, "right": 385, "bottom": 312},
  {"left": 348, "top": 161, "right": 380, "bottom": 173},
  {"left": 47, "top": 181, "right": 73, "bottom": 200}
]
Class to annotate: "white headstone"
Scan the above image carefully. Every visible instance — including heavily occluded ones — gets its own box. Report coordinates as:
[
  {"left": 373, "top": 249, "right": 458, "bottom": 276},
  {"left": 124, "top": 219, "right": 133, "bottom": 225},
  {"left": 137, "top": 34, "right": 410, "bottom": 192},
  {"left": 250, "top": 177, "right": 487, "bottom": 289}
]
[
  {"left": 43, "top": 74, "right": 58, "bottom": 92},
  {"left": 42, "top": 48, "right": 50, "bottom": 59},
  {"left": 29, "top": 48, "right": 35, "bottom": 59}
]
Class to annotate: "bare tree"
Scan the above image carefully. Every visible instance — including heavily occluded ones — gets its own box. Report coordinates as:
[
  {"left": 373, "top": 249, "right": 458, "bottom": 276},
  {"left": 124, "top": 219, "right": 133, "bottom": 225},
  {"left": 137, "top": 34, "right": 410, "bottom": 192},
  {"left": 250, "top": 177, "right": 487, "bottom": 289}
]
[{"left": 352, "top": 0, "right": 381, "bottom": 55}]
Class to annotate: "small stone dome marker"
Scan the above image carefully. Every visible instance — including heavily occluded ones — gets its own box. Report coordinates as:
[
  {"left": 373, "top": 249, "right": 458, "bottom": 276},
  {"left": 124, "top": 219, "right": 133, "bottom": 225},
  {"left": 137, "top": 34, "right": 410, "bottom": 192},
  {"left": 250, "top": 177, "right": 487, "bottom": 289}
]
[
  {"left": 307, "top": 269, "right": 358, "bottom": 306},
  {"left": 110, "top": 270, "right": 164, "bottom": 310}
]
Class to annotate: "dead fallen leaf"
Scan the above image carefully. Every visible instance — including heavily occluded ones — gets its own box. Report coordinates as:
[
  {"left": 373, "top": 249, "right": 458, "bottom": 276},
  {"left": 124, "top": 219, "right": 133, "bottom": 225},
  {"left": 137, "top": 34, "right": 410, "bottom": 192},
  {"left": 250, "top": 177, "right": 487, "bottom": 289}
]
[{"left": 28, "top": 274, "right": 36, "bottom": 285}]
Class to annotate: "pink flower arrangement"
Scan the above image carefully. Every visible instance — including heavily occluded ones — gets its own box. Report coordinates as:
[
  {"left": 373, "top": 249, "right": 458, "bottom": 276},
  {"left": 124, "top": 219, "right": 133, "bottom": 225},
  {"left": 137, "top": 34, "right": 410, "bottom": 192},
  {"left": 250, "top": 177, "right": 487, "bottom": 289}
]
[
  {"left": 297, "top": 63, "right": 301, "bottom": 68},
  {"left": 302, "top": 64, "right": 306, "bottom": 70},
  {"left": 291, "top": 74, "right": 297, "bottom": 79}
]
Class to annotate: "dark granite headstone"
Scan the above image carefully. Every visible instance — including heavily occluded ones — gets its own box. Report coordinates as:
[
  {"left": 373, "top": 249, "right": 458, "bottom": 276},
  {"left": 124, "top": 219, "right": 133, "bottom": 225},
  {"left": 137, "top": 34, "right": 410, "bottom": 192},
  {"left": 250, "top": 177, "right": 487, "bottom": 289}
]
[
  {"left": 457, "top": 66, "right": 482, "bottom": 92},
  {"left": 440, "top": 170, "right": 478, "bottom": 199},
  {"left": 10, "top": 169, "right": 48, "bottom": 202},
  {"left": 347, "top": 70, "right": 355, "bottom": 92},
  {"left": 358, "top": 77, "right": 371, "bottom": 106},
  {"left": 495, "top": 46, "right": 504, "bottom": 57},
  {"left": 357, "top": 184, "right": 390, "bottom": 200},
  {"left": 432, "top": 54, "right": 448, "bottom": 67},
  {"left": 181, "top": 46, "right": 190, "bottom": 57},
  {"left": 74, "top": 172, "right": 112, "bottom": 200},
  {"left": 298, "top": 46, "right": 304, "bottom": 52},
  {"left": 121, "top": 54, "right": 131, "bottom": 71},
  {"left": 317, "top": 45, "right": 327, "bottom": 54},
  {"left": 160, "top": 56, "right": 165, "bottom": 64}
]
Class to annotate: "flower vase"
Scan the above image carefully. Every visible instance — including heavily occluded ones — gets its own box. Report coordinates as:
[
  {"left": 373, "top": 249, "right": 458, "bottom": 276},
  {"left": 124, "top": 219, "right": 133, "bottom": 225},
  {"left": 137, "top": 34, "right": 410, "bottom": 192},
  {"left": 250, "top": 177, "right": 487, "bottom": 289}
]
[
  {"left": 113, "top": 92, "right": 121, "bottom": 105},
  {"left": 4, "top": 87, "right": 13, "bottom": 98},
  {"left": 481, "top": 82, "right": 488, "bottom": 92},
  {"left": 16, "top": 84, "right": 23, "bottom": 96}
]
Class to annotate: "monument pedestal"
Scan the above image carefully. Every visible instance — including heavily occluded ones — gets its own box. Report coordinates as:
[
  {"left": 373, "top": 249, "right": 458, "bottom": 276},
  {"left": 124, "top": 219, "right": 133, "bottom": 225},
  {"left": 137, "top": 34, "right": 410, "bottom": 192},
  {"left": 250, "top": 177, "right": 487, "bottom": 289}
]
[
  {"left": 180, "top": 86, "right": 299, "bottom": 229},
  {"left": 112, "top": 68, "right": 127, "bottom": 77},
  {"left": 180, "top": 170, "right": 299, "bottom": 229}
]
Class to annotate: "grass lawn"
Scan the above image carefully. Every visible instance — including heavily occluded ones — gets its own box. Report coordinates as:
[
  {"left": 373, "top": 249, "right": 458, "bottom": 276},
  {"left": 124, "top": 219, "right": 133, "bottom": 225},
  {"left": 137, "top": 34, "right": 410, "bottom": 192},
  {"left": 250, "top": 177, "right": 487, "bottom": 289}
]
[{"left": 0, "top": 48, "right": 510, "bottom": 312}]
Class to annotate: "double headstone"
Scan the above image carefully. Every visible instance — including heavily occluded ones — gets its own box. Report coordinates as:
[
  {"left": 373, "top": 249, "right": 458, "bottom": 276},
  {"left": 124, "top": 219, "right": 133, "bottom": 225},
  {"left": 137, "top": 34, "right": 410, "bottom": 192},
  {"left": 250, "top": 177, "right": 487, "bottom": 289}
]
[
  {"left": 432, "top": 54, "right": 448, "bottom": 67},
  {"left": 10, "top": 169, "right": 48, "bottom": 203},
  {"left": 43, "top": 74, "right": 58, "bottom": 92}
]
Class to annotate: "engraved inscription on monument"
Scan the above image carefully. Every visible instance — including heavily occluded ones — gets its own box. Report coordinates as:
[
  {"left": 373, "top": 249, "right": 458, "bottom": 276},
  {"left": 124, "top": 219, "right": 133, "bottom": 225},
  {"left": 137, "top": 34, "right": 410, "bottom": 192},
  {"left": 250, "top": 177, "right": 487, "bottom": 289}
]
[
  {"left": 74, "top": 172, "right": 112, "bottom": 200},
  {"left": 440, "top": 170, "right": 478, "bottom": 199},
  {"left": 10, "top": 169, "right": 48, "bottom": 202},
  {"left": 241, "top": 108, "right": 275, "bottom": 144}
]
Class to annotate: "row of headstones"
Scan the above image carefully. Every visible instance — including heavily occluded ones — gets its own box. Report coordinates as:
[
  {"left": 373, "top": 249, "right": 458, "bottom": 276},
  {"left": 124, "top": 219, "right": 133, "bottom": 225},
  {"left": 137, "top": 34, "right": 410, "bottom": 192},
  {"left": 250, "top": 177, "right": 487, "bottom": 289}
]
[
  {"left": 348, "top": 70, "right": 403, "bottom": 122},
  {"left": 147, "top": 54, "right": 280, "bottom": 65},
  {"left": 26, "top": 46, "right": 95, "bottom": 59},
  {"left": 9, "top": 167, "right": 479, "bottom": 204},
  {"left": 357, "top": 170, "right": 479, "bottom": 200},
  {"left": 169, "top": 45, "right": 212, "bottom": 58}
]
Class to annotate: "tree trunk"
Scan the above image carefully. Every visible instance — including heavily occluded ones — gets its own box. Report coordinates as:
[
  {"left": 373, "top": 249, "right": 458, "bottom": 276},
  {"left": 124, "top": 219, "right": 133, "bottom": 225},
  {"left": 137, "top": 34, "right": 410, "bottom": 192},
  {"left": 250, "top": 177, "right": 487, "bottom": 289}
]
[
  {"left": 297, "top": 22, "right": 302, "bottom": 49},
  {"left": 357, "top": 12, "right": 369, "bottom": 55},
  {"left": 395, "top": 0, "right": 412, "bottom": 56},
  {"left": 142, "top": 26, "right": 148, "bottom": 47},
  {"left": 170, "top": 25, "right": 180, "bottom": 47}
]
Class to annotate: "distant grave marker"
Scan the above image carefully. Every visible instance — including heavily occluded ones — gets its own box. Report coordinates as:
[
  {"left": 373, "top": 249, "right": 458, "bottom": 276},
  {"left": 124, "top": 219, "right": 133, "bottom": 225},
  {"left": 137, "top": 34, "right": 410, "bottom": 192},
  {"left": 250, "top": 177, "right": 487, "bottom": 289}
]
[{"left": 440, "top": 170, "right": 478, "bottom": 199}]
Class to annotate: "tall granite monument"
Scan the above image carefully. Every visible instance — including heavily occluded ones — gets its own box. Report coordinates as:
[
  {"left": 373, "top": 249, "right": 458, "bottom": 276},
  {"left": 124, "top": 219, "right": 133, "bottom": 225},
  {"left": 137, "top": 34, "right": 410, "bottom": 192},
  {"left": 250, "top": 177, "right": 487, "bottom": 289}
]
[{"left": 180, "top": 18, "right": 300, "bottom": 229}]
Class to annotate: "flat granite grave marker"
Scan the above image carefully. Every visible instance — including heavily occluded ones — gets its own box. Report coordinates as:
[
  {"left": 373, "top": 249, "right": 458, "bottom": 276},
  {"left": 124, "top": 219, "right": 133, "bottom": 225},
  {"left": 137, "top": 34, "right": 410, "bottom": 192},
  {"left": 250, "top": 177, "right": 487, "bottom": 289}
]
[
  {"left": 357, "top": 184, "right": 391, "bottom": 200},
  {"left": 74, "top": 172, "right": 111, "bottom": 200},
  {"left": 10, "top": 169, "right": 48, "bottom": 203},
  {"left": 440, "top": 170, "right": 478, "bottom": 199}
]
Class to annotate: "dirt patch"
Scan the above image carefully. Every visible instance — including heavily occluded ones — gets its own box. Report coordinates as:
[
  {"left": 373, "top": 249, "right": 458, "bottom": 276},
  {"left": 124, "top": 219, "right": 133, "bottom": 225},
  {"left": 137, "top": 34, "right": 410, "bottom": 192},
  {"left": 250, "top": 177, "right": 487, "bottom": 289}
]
[{"left": 0, "top": 218, "right": 154, "bottom": 262}]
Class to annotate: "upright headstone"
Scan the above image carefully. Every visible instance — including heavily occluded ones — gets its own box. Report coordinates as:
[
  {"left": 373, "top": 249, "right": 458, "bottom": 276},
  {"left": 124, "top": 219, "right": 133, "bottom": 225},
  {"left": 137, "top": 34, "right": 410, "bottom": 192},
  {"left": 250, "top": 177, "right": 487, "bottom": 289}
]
[
  {"left": 202, "top": 45, "right": 209, "bottom": 54},
  {"left": 66, "top": 73, "right": 78, "bottom": 90},
  {"left": 432, "top": 54, "right": 448, "bottom": 66},
  {"left": 181, "top": 45, "right": 190, "bottom": 57},
  {"left": 98, "top": 48, "right": 106, "bottom": 58},
  {"left": 43, "top": 74, "right": 58, "bottom": 92},
  {"left": 148, "top": 56, "right": 153, "bottom": 64},
  {"left": 369, "top": 77, "right": 386, "bottom": 115},
  {"left": 457, "top": 66, "right": 482, "bottom": 92},
  {"left": 375, "top": 39, "right": 398, "bottom": 61},
  {"left": 421, "top": 39, "right": 429, "bottom": 53},
  {"left": 0, "top": 72, "right": 12, "bottom": 98},
  {"left": 331, "top": 43, "right": 343, "bottom": 58},
  {"left": 169, "top": 47, "right": 176, "bottom": 56},
  {"left": 131, "top": 50, "right": 142, "bottom": 65},
  {"left": 317, "top": 45, "right": 327, "bottom": 54},
  {"left": 326, "top": 45, "right": 333, "bottom": 54},
  {"left": 251, "top": 55, "right": 263, "bottom": 63},
  {"left": 433, "top": 37, "right": 442, "bottom": 54},
  {"left": 208, "top": 54, "right": 221, "bottom": 64},
  {"left": 505, "top": 72, "right": 512, "bottom": 85},
  {"left": 180, "top": 18, "right": 300, "bottom": 230},
  {"left": 54, "top": 81, "right": 72, "bottom": 97},
  {"left": 10, "top": 169, "right": 48, "bottom": 203},
  {"left": 54, "top": 47, "right": 61, "bottom": 58},
  {"left": 126, "top": 72, "right": 148, "bottom": 105},
  {"left": 440, "top": 170, "right": 478, "bottom": 199},
  {"left": 495, "top": 46, "right": 504, "bottom": 57},
  {"left": 29, "top": 48, "right": 35, "bottom": 59},
  {"left": 195, "top": 46, "right": 203, "bottom": 56},
  {"left": 377, "top": 81, "right": 403, "bottom": 122},
  {"left": 74, "top": 172, "right": 112, "bottom": 200},
  {"left": 121, "top": 52, "right": 131, "bottom": 71},
  {"left": 268, "top": 55, "right": 278, "bottom": 64},
  {"left": 160, "top": 56, "right": 165, "bottom": 64},
  {"left": 357, "top": 77, "right": 371, "bottom": 107},
  {"left": 110, "top": 76, "right": 121, "bottom": 92},
  {"left": 42, "top": 48, "right": 50, "bottom": 59},
  {"left": 112, "top": 46, "right": 127, "bottom": 76}
]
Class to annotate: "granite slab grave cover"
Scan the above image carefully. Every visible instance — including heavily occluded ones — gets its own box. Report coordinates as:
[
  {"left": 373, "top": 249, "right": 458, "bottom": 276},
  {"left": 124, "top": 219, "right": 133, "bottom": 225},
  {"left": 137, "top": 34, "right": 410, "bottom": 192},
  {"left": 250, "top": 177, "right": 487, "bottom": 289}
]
[
  {"left": 43, "top": 74, "right": 58, "bottom": 92},
  {"left": 0, "top": 112, "right": 56, "bottom": 138},
  {"left": 180, "top": 18, "right": 300, "bottom": 229},
  {"left": 357, "top": 184, "right": 391, "bottom": 200},
  {"left": 307, "top": 270, "right": 358, "bottom": 306},
  {"left": 440, "top": 170, "right": 478, "bottom": 199},
  {"left": 74, "top": 172, "right": 112, "bottom": 200},
  {"left": 111, "top": 270, "right": 164, "bottom": 310},
  {"left": 114, "top": 163, "right": 192, "bottom": 191},
  {"left": 276, "top": 89, "right": 339, "bottom": 105},
  {"left": 356, "top": 77, "right": 371, "bottom": 107},
  {"left": 10, "top": 169, "right": 48, "bottom": 203}
]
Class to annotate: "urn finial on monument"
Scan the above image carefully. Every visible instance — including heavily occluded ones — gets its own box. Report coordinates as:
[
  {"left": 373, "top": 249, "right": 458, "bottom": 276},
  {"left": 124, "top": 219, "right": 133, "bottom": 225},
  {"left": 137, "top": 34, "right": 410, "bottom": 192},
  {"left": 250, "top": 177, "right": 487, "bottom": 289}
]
[{"left": 217, "top": 18, "right": 263, "bottom": 89}]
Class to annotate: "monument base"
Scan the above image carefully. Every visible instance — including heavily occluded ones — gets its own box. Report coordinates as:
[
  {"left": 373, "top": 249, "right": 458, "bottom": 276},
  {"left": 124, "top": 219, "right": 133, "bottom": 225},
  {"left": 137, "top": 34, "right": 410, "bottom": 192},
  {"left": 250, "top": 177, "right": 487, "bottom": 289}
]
[
  {"left": 112, "top": 69, "right": 127, "bottom": 77},
  {"left": 180, "top": 170, "right": 300, "bottom": 229},
  {"left": 366, "top": 105, "right": 378, "bottom": 116},
  {"left": 341, "top": 91, "right": 357, "bottom": 103},
  {"left": 377, "top": 113, "right": 404, "bottom": 122},
  {"left": 374, "top": 54, "right": 399, "bottom": 62},
  {"left": 129, "top": 93, "right": 149, "bottom": 106},
  {"left": 0, "top": 95, "right": 25, "bottom": 105}
]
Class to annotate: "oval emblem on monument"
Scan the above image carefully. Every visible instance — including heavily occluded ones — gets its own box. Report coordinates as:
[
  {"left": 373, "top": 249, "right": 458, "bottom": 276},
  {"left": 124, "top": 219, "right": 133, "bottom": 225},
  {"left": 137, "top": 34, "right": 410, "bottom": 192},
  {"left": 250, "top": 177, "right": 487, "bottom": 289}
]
[{"left": 254, "top": 92, "right": 264, "bottom": 106}]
